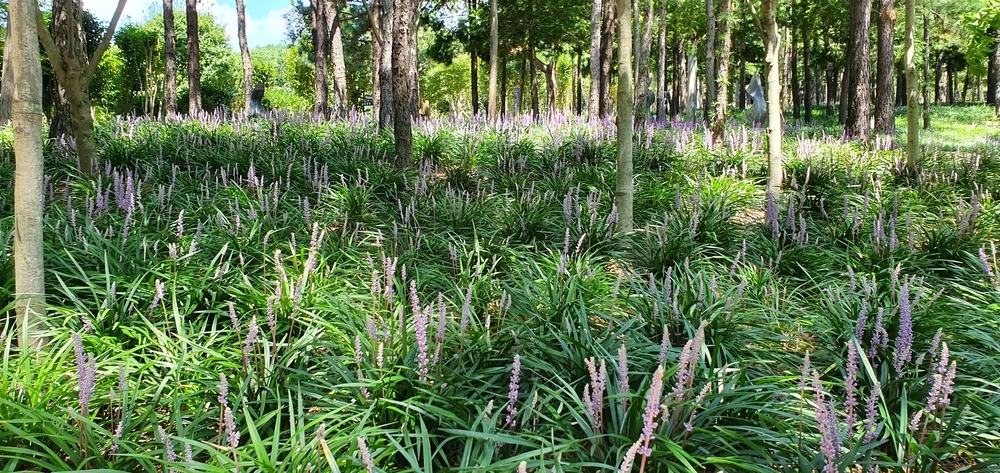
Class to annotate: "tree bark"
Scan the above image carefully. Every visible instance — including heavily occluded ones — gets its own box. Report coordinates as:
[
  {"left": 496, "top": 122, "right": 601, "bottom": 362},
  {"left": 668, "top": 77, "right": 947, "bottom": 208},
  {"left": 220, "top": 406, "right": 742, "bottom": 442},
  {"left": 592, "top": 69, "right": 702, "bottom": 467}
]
[
  {"left": 655, "top": 0, "right": 666, "bottom": 121},
  {"left": 904, "top": 0, "right": 918, "bottom": 167},
  {"left": 710, "top": 0, "right": 732, "bottom": 146},
  {"left": 635, "top": 0, "right": 654, "bottom": 129},
  {"left": 790, "top": 0, "right": 800, "bottom": 121},
  {"left": 844, "top": 0, "right": 872, "bottom": 140},
  {"left": 614, "top": 0, "right": 633, "bottom": 235},
  {"left": 488, "top": 0, "right": 499, "bottom": 121},
  {"left": 588, "top": 0, "right": 603, "bottom": 120},
  {"left": 599, "top": 0, "right": 616, "bottom": 118},
  {"left": 874, "top": 0, "right": 895, "bottom": 135},
  {"left": 705, "top": 0, "right": 716, "bottom": 124},
  {"left": 312, "top": 0, "right": 329, "bottom": 118},
  {"left": 12, "top": 0, "right": 46, "bottom": 351},
  {"left": 529, "top": 47, "right": 539, "bottom": 119},
  {"left": 186, "top": 0, "right": 202, "bottom": 115},
  {"left": 802, "top": 0, "right": 811, "bottom": 124},
  {"left": 163, "top": 0, "right": 178, "bottom": 116},
  {"left": 761, "top": 0, "right": 783, "bottom": 195},
  {"left": 0, "top": 27, "right": 14, "bottom": 124},
  {"left": 392, "top": 0, "right": 418, "bottom": 165},
  {"left": 378, "top": 0, "right": 394, "bottom": 129},
  {"left": 471, "top": 47, "right": 480, "bottom": 116},
  {"left": 923, "top": 15, "right": 930, "bottom": 129},
  {"left": 38, "top": 0, "right": 125, "bottom": 174},
  {"left": 987, "top": 37, "right": 999, "bottom": 106},
  {"left": 236, "top": 0, "right": 253, "bottom": 114},
  {"left": 329, "top": 1, "right": 348, "bottom": 118}
]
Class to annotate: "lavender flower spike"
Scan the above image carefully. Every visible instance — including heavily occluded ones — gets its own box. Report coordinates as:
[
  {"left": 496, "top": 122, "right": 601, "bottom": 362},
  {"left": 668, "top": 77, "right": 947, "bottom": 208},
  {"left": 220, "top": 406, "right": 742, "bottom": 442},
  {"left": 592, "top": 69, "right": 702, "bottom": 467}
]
[
  {"left": 892, "top": 281, "right": 914, "bottom": 374},
  {"left": 505, "top": 354, "right": 522, "bottom": 428},
  {"left": 638, "top": 365, "right": 665, "bottom": 458}
]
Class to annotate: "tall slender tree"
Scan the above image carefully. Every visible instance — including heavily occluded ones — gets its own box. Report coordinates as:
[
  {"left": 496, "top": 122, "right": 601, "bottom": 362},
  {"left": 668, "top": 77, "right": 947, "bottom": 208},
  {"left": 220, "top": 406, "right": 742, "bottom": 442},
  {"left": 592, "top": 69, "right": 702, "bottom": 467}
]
[
  {"left": 236, "top": 0, "right": 253, "bottom": 113},
  {"left": 12, "top": 0, "right": 46, "bottom": 351},
  {"left": 844, "top": 0, "right": 873, "bottom": 140},
  {"left": 329, "top": 0, "right": 348, "bottom": 118},
  {"left": 392, "top": 0, "right": 418, "bottom": 165},
  {"left": 37, "top": 0, "right": 126, "bottom": 174},
  {"left": 754, "top": 0, "right": 783, "bottom": 194},
  {"left": 186, "top": 0, "right": 202, "bottom": 114},
  {"left": 0, "top": 28, "right": 14, "bottom": 124},
  {"left": 599, "top": 0, "right": 616, "bottom": 117},
  {"left": 588, "top": 0, "right": 603, "bottom": 120},
  {"left": 710, "top": 0, "right": 733, "bottom": 146},
  {"left": 163, "top": 0, "right": 178, "bottom": 116},
  {"left": 614, "top": 0, "right": 634, "bottom": 234},
  {"left": 312, "top": 0, "right": 330, "bottom": 117},
  {"left": 705, "top": 0, "right": 717, "bottom": 123},
  {"left": 634, "top": 0, "right": 654, "bottom": 129},
  {"left": 656, "top": 0, "right": 666, "bottom": 121},
  {"left": 487, "top": 0, "right": 499, "bottom": 120},
  {"left": 923, "top": 15, "right": 930, "bottom": 129},
  {"left": 904, "top": 0, "right": 918, "bottom": 166},
  {"left": 874, "top": 0, "right": 897, "bottom": 135}
]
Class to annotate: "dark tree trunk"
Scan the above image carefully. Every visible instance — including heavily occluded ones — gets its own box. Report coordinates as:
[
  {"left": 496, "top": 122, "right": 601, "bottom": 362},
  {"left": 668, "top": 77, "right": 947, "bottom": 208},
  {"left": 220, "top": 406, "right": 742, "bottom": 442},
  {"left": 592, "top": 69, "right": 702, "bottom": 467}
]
[
  {"left": 791, "top": 0, "right": 800, "bottom": 121},
  {"left": 500, "top": 53, "right": 508, "bottom": 118},
  {"left": 392, "top": 0, "right": 418, "bottom": 165},
  {"left": 987, "top": 37, "right": 1000, "bottom": 106},
  {"left": 236, "top": 0, "right": 253, "bottom": 113},
  {"left": 599, "top": 0, "right": 616, "bottom": 118},
  {"left": 656, "top": 0, "right": 667, "bottom": 121},
  {"left": 895, "top": 64, "right": 906, "bottom": 106},
  {"left": 704, "top": 0, "right": 716, "bottom": 124},
  {"left": 378, "top": 0, "right": 394, "bottom": 129},
  {"left": 802, "top": 0, "right": 812, "bottom": 124},
  {"left": 163, "top": 0, "right": 178, "bottom": 116},
  {"left": 844, "top": 0, "right": 873, "bottom": 140},
  {"left": 312, "top": 0, "right": 330, "bottom": 118},
  {"left": 529, "top": 46, "right": 539, "bottom": 120},
  {"left": 575, "top": 52, "right": 583, "bottom": 115},
  {"left": 738, "top": 45, "right": 746, "bottom": 109},
  {"left": 0, "top": 27, "right": 11, "bottom": 125},
  {"left": 946, "top": 63, "right": 954, "bottom": 105},
  {"left": 874, "top": 0, "right": 896, "bottom": 135},
  {"left": 471, "top": 47, "right": 480, "bottom": 116},
  {"left": 635, "top": 0, "right": 654, "bottom": 128},
  {"left": 517, "top": 55, "right": 526, "bottom": 115},
  {"left": 186, "top": 0, "right": 202, "bottom": 114}
]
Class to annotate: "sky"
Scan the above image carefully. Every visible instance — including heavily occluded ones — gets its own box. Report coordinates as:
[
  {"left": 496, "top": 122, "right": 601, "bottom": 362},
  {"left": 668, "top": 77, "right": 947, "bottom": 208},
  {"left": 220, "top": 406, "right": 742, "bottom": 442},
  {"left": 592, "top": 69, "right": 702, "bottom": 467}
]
[{"left": 88, "top": 0, "right": 295, "bottom": 50}]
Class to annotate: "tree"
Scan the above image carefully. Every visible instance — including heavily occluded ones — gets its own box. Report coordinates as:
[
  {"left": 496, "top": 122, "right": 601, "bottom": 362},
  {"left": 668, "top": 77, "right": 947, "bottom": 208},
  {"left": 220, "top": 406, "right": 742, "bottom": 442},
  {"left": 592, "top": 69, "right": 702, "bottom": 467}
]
[
  {"left": 311, "top": 0, "right": 329, "bottom": 117},
  {"left": 844, "top": 0, "right": 872, "bottom": 140},
  {"left": 753, "top": 0, "right": 783, "bottom": 195},
  {"left": 329, "top": 0, "right": 348, "bottom": 118},
  {"left": 12, "top": 0, "right": 46, "bottom": 351},
  {"left": 37, "top": 0, "right": 126, "bottom": 174},
  {"left": 705, "top": 0, "right": 716, "bottom": 124},
  {"left": 392, "top": 0, "right": 418, "bottom": 165},
  {"left": 487, "top": 0, "right": 498, "bottom": 120},
  {"left": 614, "top": 0, "right": 633, "bottom": 234},
  {"left": 587, "top": 0, "right": 602, "bottom": 120},
  {"left": 186, "top": 0, "right": 201, "bottom": 114},
  {"left": 874, "top": 0, "right": 896, "bottom": 135},
  {"left": 710, "top": 0, "right": 733, "bottom": 146},
  {"left": 0, "top": 28, "right": 13, "bottom": 124},
  {"left": 163, "top": 0, "right": 178, "bottom": 115},
  {"left": 236, "top": 0, "right": 253, "bottom": 113},
  {"left": 377, "top": 0, "right": 393, "bottom": 128},
  {"left": 634, "top": 0, "right": 653, "bottom": 129},
  {"left": 904, "top": 0, "right": 918, "bottom": 166}
]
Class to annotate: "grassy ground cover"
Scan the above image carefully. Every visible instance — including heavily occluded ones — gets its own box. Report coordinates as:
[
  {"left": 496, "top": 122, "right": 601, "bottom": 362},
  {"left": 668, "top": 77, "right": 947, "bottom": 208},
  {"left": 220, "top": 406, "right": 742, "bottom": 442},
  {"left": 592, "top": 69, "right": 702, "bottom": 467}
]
[{"left": 0, "top": 106, "right": 999, "bottom": 472}]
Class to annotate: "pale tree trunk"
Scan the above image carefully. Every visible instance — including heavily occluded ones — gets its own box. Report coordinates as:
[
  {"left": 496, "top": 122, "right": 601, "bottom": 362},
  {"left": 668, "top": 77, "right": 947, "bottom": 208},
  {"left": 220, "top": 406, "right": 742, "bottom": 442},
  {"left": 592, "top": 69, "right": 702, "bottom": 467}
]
[
  {"left": 802, "top": 1, "right": 811, "bottom": 124},
  {"left": 922, "top": 15, "right": 930, "bottom": 129},
  {"left": 378, "top": 0, "right": 394, "bottom": 129},
  {"left": 904, "top": 0, "right": 918, "bottom": 167},
  {"left": 710, "top": 0, "right": 732, "bottom": 146},
  {"left": 874, "top": 0, "right": 896, "bottom": 135},
  {"left": 12, "top": 0, "right": 46, "bottom": 351},
  {"left": 845, "top": 0, "right": 872, "bottom": 140},
  {"left": 369, "top": 0, "right": 382, "bottom": 121},
  {"left": 790, "top": 0, "right": 799, "bottom": 120},
  {"left": 236, "top": 0, "right": 253, "bottom": 113},
  {"left": 587, "top": 0, "right": 602, "bottom": 120},
  {"left": 634, "top": 0, "right": 654, "bottom": 129},
  {"left": 38, "top": 0, "right": 126, "bottom": 174},
  {"left": 685, "top": 48, "right": 698, "bottom": 120},
  {"left": 487, "top": 0, "right": 499, "bottom": 120},
  {"left": 329, "top": 0, "right": 348, "bottom": 118},
  {"left": 312, "top": 0, "right": 330, "bottom": 118},
  {"left": 615, "top": 0, "right": 633, "bottom": 235},
  {"left": 163, "top": 0, "right": 178, "bottom": 116},
  {"left": 705, "top": 0, "right": 716, "bottom": 124},
  {"left": 759, "top": 0, "right": 783, "bottom": 195},
  {"left": 187, "top": 0, "right": 202, "bottom": 114},
  {"left": 656, "top": 0, "right": 666, "bottom": 122},
  {"left": 392, "top": 0, "right": 418, "bottom": 165},
  {"left": 599, "top": 0, "right": 616, "bottom": 117},
  {"left": 0, "top": 28, "right": 14, "bottom": 124}
]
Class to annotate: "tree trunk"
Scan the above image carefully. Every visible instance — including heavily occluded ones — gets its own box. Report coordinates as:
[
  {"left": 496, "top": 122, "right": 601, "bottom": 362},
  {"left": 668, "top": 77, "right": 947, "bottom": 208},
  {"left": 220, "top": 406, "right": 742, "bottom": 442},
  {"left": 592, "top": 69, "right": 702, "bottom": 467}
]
[
  {"left": 529, "top": 47, "right": 539, "bottom": 119},
  {"left": 933, "top": 52, "right": 943, "bottom": 104},
  {"left": 923, "top": 15, "right": 930, "bottom": 129},
  {"left": 392, "top": 0, "right": 418, "bottom": 165},
  {"left": 471, "top": 47, "right": 480, "bottom": 116},
  {"left": 635, "top": 0, "right": 654, "bottom": 128},
  {"left": 987, "top": 37, "right": 999, "bottom": 106},
  {"left": 738, "top": 46, "right": 746, "bottom": 109},
  {"left": 685, "top": 47, "right": 698, "bottom": 120},
  {"left": 762, "top": 0, "right": 783, "bottom": 195},
  {"left": 517, "top": 55, "right": 526, "bottom": 115},
  {"left": 656, "top": 0, "right": 666, "bottom": 121},
  {"left": 488, "top": 0, "right": 499, "bottom": 120},
  {"left": 802, "top": 0, "right": 811, "bottom": 124},
  {"left": 370, "top": 0, "right": 382, "bottom": 121},
  {"left": 704, "top": 0, "right": 716, "bottom": 124},
  {"left": 236, "top": 0, "right": 253, "bottom": 114},
  {"left": 186, "top": 0, "right": 202, "bottom": 114},
  {"left": 895, "top": 64, "right": 906, "bottom": 106},
  {"left": 500, "top": 53, "right": 508, "bottom": 117},
  {"left": 378, "top": 0, "right": 394, "bottom": 129},
  {"left": 845, "top": 0, "right": 872, "bottom": 140},
  {"left": 790, "top": 0, "right": 800, "bottom": 121},
  {"left": 675, "top": 42, "right": 687, "bottom": 116},
  {"left": 12, "top": 0, "right": 46, "bottom": 351},
  {"left": 599, "top": 0, "right": 616, "bottom": 118},
  {"left": 710, "top": 0, "right": 732, "bottom": 146},
  {"left": 588, "top": 0, "right": 603, "bottom": 120},
  {"left": 39, "top": 0, "right": 125, "bottom": 174},
  {"left": 946, "top": 64, "right": 954, "bottom": 105},
  {"left": 163, "top": 0, "right": 178, "bottom": 116},
  {"left": 874, "top": 0, "right": 896, "bottom": 135},
  {"left": 904, "top": 0, "right": 918, "bottom": 167},
  {"left": 330, "top": 1, "right": 349, "bottom": 118},
  {"left": 0, "top": 27, "right": 11, "bottom": 125},
  {"left": 614, "top": 0, "right": 633, "bottom": 235},
  {"left": 312, "top": 0, "right": 330, "bottom": 118}
]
